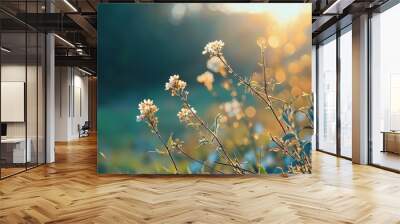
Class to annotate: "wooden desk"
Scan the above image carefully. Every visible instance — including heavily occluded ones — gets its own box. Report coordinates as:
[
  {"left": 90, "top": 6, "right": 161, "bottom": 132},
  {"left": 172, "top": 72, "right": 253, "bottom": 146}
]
[{"left": 382, "top": 131, "right": 400, "bottom": 154}]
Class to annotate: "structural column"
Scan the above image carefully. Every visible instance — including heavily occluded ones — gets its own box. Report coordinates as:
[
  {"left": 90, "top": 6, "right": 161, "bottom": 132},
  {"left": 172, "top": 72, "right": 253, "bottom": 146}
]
[
  {"left": 46, "top": 1, "right": 55, "bottom": 163},
  {"left": 352, "top": 14, "right": 369, "bottom": 164}
]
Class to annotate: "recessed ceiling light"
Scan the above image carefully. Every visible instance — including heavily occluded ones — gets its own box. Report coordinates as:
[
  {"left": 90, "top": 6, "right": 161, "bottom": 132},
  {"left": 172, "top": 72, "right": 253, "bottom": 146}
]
[
  {"left": 1, "top": 47, "right": 11, "bottom": 53},
  {"left": 78, "top": 67, "right": 93, "bottom": 76},
  {"left": 323, "top": 0, "right": 354, "bottom": 15},
  {"left": 54, "top": 34, "right": 75, "bottom": 48},
  {"left": 63, "top": 0, "right": 78, "bottom": 12}
]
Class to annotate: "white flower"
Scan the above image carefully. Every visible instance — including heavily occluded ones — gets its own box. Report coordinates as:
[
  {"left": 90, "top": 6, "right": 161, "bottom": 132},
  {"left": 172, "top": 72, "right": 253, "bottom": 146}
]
[
  {"left": 177, "top": 107, "right": 196, "bottom": 124},
  {"left": 257, "top": 37, "right": 267, "bottom": 50},
  {"left": 136, "top": 115, "right": 144, "bottom": 122},
  {"left": 202, "top": 40, "right": 225, "bottom": 57},
  {"left": 165, "top": 74, "right": 187, "bottom": 96},
  {"left": 207, "top": 56, "right": 227, "bottom": 76},
  {"left": 197, "top": 71, "right": 214, "bottom": 91},
  {"left": 137, "top": 99, "right": 159, "bottom": 127},
  {"left": 171, "top": 138, "right": 184, "bottom": 151},
  {"left": 138, "top": 99, "right": 158, "bottom": 116}
]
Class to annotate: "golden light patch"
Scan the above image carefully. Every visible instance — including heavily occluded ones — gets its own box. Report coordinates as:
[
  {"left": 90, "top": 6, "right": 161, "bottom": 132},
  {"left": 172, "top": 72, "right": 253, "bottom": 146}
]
[
  {"left": 251, "top": 72, "right": 263, "bottom": 82},
  {"left": 289, "top": 76, "right": 299, "bottom": 87},
  {"left": 288, "top": 62, "right": 301, "bottom": 74},
  {"left": 294, "top": 33, "right": 307, "bottom": 46},
  {"left": 284, "top": 43, "right": 295, "bottom": 55},
  {"left": 268, "top": 35, "right": 280, "bottom": 48},
  {"left": 233, "top": 121, "right": 240, "bottom": 128},
  {"left": 269, "top": 52, "right": 282, "bottom": 65},
  {"left": 245, "top": 106, "right": 256, "bottom": 118},
  {"left": 291, "top": 86, "right": 302, "bottom": 97},
  {"left": 243, "top": 137, "right": 249, "bottom": 145},
  {"left": 275, "top": 68, "right": 286, "bottom": 83},
  {"left": 222, "top": 80, "right": 232, "bottom": 90},
  {"left": 225, "top": 140, "right": 234, "bottom": 149},
  {"left": 253, "top": 134, "right": 259, "bottom": 140},
  {"left": 299, "top": 78, "right": 312, "bottom": 92},
  {"left": 257, "top": 37, "right": 267, "bottom": 49},
  {"left": 197, "top": 71, "right": 214, "bottom": 91},
  {"left": 300, "top": 54, "right": 311, "bottom": 67},
  {"left": 235, "top": 113, "right": 244, "bottom": 120},
  {"left": 219, "top": 68, "right": 227, "bottom": 77},
  {"left": 220, "top": 115, "right": 228, "bottom": 123}
]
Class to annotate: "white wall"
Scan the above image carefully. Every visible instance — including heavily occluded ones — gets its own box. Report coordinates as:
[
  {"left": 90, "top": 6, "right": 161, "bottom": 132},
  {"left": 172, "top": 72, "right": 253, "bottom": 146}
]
[
  {"left": 1, "top": 64, "right": 46, "bottom": 163},
  {"left": 1, "top": 65, "right": 41, "bottom": 137},
  {"left": 71, "top": 73, "right": 89, "bottom": 138},
  {"left": 55, "top": 67, "right": 89, "bottom": 141},
  {"left": 1, "top": 65, "right": 27, "bottom": 139},
  {"left": 55, "top": 66, "right": 69, "bottom": 141}
]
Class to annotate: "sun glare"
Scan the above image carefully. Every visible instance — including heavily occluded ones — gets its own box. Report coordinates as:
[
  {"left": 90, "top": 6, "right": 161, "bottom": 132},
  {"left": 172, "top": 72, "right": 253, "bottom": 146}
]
[{"left": 208, "top": 3, "right": 311, "bottom": 24}]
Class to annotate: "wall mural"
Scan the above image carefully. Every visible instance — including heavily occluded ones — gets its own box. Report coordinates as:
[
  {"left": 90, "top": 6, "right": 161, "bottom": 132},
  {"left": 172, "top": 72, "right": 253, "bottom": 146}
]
[{"left": 98, "top": 3, "right": 313, "bottom": 175}]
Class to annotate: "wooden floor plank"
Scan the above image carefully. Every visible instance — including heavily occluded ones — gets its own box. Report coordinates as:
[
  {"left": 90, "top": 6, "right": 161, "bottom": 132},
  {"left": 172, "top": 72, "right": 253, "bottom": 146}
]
[{"left": 1, "top": 135, "right": 400, "bottom": 223}]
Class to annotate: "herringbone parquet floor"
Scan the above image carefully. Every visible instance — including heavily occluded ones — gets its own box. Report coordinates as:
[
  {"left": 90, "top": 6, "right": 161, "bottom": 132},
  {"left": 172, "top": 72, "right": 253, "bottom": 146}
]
[{"left": 1, "top": 135, "right": 400, "bottom": 224}]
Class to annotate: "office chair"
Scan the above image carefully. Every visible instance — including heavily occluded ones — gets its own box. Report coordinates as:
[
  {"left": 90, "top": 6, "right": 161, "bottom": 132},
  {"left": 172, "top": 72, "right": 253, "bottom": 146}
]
[{"left": 79, "top": 121, "right": 90, "bottom": 138}]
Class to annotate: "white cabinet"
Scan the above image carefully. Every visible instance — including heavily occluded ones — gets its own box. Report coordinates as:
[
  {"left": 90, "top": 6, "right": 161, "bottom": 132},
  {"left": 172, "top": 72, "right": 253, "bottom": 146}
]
[{"left": 1, "top": 138, "right": 32, "bottom": 163}]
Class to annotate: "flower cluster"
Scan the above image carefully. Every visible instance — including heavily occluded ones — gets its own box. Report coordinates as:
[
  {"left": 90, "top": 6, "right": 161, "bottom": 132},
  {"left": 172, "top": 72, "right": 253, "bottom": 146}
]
[
  {"left": 202, "top": 40, "right": 224, "bottom": 57},
  {"left": 257, "top": 37, "right": 267, "bottom": 50},
  {"left": 197, "top": 71, "right": 214, "bottom": 91},
  {"left": 165, "top": 74, "right": 187, "bottom": 96},
  {"left": 207, "top": 56, "right": 227, "bottom": 76},
  {"left": 137, "top": 99, "right": 159, "bottom": 127},
  {"left": 171, "top": 138, "right": 184, "bottom": 151},
  {"left": 177, "top": 107, "right": 197, "bottom": 124}
]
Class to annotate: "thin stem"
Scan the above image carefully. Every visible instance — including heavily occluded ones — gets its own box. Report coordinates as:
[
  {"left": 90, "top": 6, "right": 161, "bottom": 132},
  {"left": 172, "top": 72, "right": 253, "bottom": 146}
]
[
  {"left": 216, "top": 53, "right": 312, "bottom": 174},
  {"left": 214, "top": 161, "right": 256, "bottom": 174},
  {"left": 296, "top": 145, "right": 311, "bottom": 172},
  {"left": 258, "top": 149, "right": 261, "bottom": 174},
  {"left": 270, "top": 135, "right": 306, "bottom": 173},
  {"left": 261, "top": 48, "right": 270, "bottom": 104},
  {"left": 295, "top": 110, "right": 314, "bottom": 127},
  {"left": 174, "top": 146, "right": 225, "bottom": 174},
  {"left": 217, "top": 56, "right": 287, "bottom": 135},
  {"left": 302, "top": 151, "right": 312, "bottom": 173},
  {"left": 260, "top": 50, "right": 288, "bottom": 136},
  {"left": 245, "top": 116, "right": 260, "bottom": 174},
  {"left": 149, "top": 121, "right": 179, "bottom": 174},
  {"left": 269, "top": 96, "right": 287, "bottom": 104},
  {"left": 179, "top": 98, "right": 245, "bottom": 174}
]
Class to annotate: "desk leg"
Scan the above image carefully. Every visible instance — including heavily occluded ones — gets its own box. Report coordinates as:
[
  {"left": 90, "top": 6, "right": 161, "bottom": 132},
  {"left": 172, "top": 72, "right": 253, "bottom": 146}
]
[
  {"left": 381, "top": 133, "right": 386, "bottom": 152},
  {"left": 382, "top": 133, "right": 386, "bottom": 153}
]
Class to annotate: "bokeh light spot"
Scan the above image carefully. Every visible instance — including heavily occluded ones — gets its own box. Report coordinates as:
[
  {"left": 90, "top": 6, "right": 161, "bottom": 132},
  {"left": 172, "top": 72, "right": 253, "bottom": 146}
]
[
  {"left": 275, "top": 68, "right": 286, "bottom": 83},
  {"left": 245, "top": 106, "right": 257, "bottom": 118},
  {"left": 288, "top": 62, "right": 301, "bottom": 74},
  {"left": 284, "top": 43, "right": 295, "bottom": 55},
  {"left": 291, "top": 86, "right": 302, "bottom": 97},
  {"left": 268, "top": 35, "right": 280, "bottom": 48}
]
